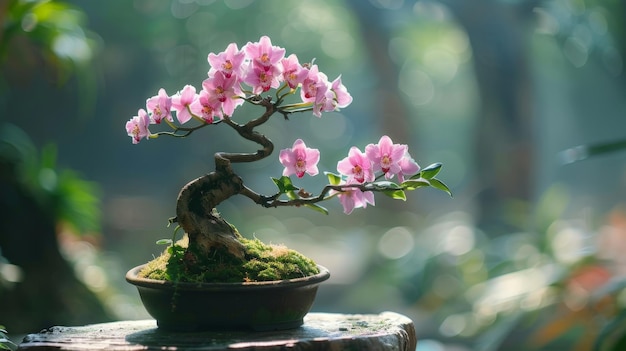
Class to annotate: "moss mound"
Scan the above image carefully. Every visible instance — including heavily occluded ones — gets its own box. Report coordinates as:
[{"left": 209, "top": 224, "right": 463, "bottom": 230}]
[{"left": 139, "top": 235, "right": 320, "bottom": 283}]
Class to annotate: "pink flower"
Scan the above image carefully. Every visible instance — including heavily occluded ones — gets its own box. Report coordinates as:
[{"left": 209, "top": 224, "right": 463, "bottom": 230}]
[
  {"left": 244, "top": 36, "right": 285, "bottom": 71},
  {"left": 171, "top": 85, "right": 197, "bottom": 124},
  {"left": 312, "top": 87, "right": 335, "bottom": 118},
  {"left": 125, "top": 108, "right": 151, "bottom": 144},
  {"left": 300, "top": 65, "right": 325, "bottom": 103},
  {"left": 279, "top": 139, "right": 320, "bottom": 178},
  {"left": 333, "top": 180, "right": 375, "bottom": 214},
  {"left": 281, "top": 54, "right": 308, "bottom": 89},
  {"left": 365, "top": 135, "right": 408, "bottom": 179},
  {"left": 208, "top": 43, "right": 246, "bottom": 79},
  {"left": 308, "top": 75, "right": 352, "bottom": 117},
  {"left": 243, "top": 63, "right": 282, "bottom": 94},
  {"left": 189, "top": 89, "right": 222, "bottom": 123},
  {"left": 331, "top": 75, "right": 352, "bottom": 108},
  {"left": 146, "top": 88, "right": 172, "bottom": 124},
  {"left": 202, "top": 71, "right": 243, "bottom": 116},
  {"left": 300, "top": 65, "right": 336, "bottom": 117},
  {"left": 397, "top": 155, "right": 420, "bottom": 183},
  {"left": 337, "top": 146, "right": 374, "bottom": 183}
]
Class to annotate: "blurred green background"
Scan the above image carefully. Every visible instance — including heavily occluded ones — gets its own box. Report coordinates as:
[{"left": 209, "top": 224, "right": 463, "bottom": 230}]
[{"left": 1, "top": 0, "right": 626, "bottom": 350}]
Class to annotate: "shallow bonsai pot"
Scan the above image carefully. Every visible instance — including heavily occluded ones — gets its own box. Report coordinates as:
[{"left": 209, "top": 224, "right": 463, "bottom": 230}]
[{"left": 126, "top": 264, "right": 330, "bottom": 332}]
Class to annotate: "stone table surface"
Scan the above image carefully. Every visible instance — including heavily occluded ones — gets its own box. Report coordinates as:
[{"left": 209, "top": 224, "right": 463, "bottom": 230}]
[{"left": 17, "top": 312, "right": 417, "bottom": 351}]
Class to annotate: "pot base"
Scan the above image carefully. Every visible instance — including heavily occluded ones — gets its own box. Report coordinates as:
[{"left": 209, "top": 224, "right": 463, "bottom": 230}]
[
  {"left": 156, "top": 318, "right": 304, "bottom": 332},
  {"left": 126, "top": 264, "right": 330, "bottom": 332}
]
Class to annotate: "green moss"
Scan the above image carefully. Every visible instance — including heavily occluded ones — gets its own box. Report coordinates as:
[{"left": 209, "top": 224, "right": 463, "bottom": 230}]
[{"left": 139, "top": 235, "right": 320, "bottom": 283}]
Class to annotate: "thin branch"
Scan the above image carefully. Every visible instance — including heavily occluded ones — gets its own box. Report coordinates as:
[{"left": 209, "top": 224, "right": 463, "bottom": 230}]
[
  {"left": 151, "top": 119, "right": 215, "bottom": 138},
  {"left": 239, "top": 182, "right": 403, "bottom": 209},
  {"left": 217, "top": 97, "right": 276, "bottom": 165}
]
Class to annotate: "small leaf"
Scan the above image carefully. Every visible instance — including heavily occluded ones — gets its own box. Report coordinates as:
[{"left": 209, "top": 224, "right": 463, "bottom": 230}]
[
  {"left": 156, "top": 239, "right": 173, "bottom": 245},
  {"left": 371, "top": 181, "right": 401, "bottom": 190},
  {"left": 419, "top": 163, "right": 442, "bottom": 179},
  {"left": 430, "top": 178, "right": 453, "bottom": 197},
  {"left": 325, "top": 172, "right": 342, "bottom": 186},
  {"left": 167, "top": 244, "right": 186, "bottom": 255},
  {"left": 304, "top": 203, "right": 329, "bottom": 215},
  {"left": 402, "top": 179, "right": 431, "bottom": 190},
  {"left": 0, "top": 340, "right": 14, "bottom": 351},
  {"left": 271, "top": 177, "right": 282, "bottom": 191},
  {"left": 272, "top": 176, "right": 299, "bottom": 193},
  {"left": 383, "top": 189, "right": 407, "bottom": 200}
]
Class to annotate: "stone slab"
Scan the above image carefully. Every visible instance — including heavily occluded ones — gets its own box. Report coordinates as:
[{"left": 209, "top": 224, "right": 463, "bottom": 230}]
[{"left": 18, "top": 312, "right": 417, "bottom": 351}]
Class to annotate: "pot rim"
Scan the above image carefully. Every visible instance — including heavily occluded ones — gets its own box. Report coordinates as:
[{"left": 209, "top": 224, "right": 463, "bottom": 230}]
[{"left": 126, "top": 264, "right": 330, "bottom": 291}]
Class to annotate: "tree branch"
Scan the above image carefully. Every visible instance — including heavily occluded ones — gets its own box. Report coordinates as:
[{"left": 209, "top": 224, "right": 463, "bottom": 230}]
[
  {"left": 239, "top": 182, "right": 403, "bottom": 209},
  {"left": 217, "top": 96, "right": 275, "bottom": 166}
]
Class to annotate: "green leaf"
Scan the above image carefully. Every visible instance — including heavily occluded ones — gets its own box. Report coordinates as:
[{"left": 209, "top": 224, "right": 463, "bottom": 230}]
[
  {"left": 325, "top": 172, "right": 342, "bottom": 186},
  {"left": 272, "top": 176, "right": 299, "bottom": 193},
  {"left": 0, "top": 339, "right": 14, "bottom": 351},
  {"left": 371, "top": 181, "right": 401, "bottom": 190},
  {"left": 304, "top": 203, "right": 329, "bottom": 215},
  {"left": 0, "top": 327, "right": 16, "bottom": 351},
  {"left": 419, "top": 163, "right": 442, "bottom": 180},
  {"left": 167, "top": 244, "right": 186, "bottom": 255},
  {"left": 429, "top": 178, "right": 453, "bottom": 197},
  {"left": 402, "top": 179, "right": 431, "bottom": 190},
  {"left": 271, "top": 177, "right": 284, "bottom": 192},
  {"left": 156, "top": 239, "right": 172, "bottom": 245},
  {"left": 383, "top": 189, "right": 407, "bottom": 200}
]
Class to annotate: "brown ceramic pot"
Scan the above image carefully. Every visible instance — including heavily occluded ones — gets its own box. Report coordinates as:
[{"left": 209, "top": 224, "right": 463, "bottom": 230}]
[{"left": 126, "top": 264, "right": 330, "bottom": 332}]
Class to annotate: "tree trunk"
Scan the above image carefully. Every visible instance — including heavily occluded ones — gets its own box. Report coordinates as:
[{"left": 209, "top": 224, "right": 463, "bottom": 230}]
[
  {"left": 175, "top": 170, "right": 246, "bottom": 269},
  {"left": 172, "top": 99, "right": 277, "bottom": 266}
]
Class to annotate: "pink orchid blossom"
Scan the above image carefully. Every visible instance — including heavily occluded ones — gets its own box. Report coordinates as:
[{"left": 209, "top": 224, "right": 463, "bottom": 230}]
[
  {"left": 337, "top": 146, "right": 374, "bottom": 184},
  {"left": 365, "top": 135, "right": 408, "bottom": 179},
  {"left": 125, "top": 108, "right": 151, "bottom": 144},
  {"left": 243, "top": 64, "right": 282, "bottom": 94},
  {"left": 396, "top": 154, "right": 420, "bottom": 183},
  {"left": 171, "top": 85, "right": 198, "bottom": 124},
  {"left": 331, "top": 75, "right": 352, "bottom": 108},
  {"left": 208, "top": 43, "right": 246, "bottom": 79},
  {"left": 281, "top": 54, "right": 308, "bottom": 89},
  {"left": 244, "top": 36, "right": 285, "bottom": 72},
  {"left": 300, "top": 65, "right": 336, "bottom": 117},
  {"left": 333, "top": 180, "right": 375, "bottom": 214},
  {"left": 202, "top": 71, "right": 243, "bottom": 116},
  {"left": 279, "top": 139, "right": 320, "bottom": 178},
  {"left": 310, "top": 75, "right": 352, "bottom": 117},
  {"left": 146, "top": 88, "right": 172, "bottom": 124},
  {"left": 300, "top": 65, "right": 325, "bottom": 103},
  {"left": 189, "top": 89, "right": 222, "bottom": 123},
  {"left": 313, "top": 87, "right": 336, "bottom": 118}
]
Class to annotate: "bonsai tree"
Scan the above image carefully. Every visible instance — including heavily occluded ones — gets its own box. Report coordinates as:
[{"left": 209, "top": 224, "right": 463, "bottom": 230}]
[{"left": 125, "top": 36, "right": 450, "bottom": 282}]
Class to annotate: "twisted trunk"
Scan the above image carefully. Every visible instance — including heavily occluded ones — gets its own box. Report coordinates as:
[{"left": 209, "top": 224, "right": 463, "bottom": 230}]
[
  {"left": 173, "top": 97, "right": 276, "bottom": 268},
  {"left": 175, "top": 169, "right": 246, "bottom": 263}
]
